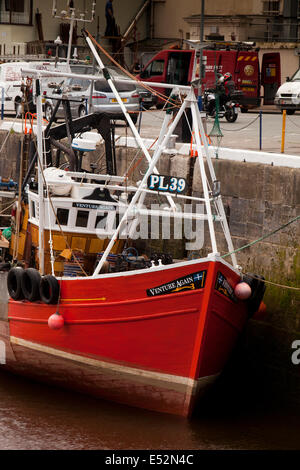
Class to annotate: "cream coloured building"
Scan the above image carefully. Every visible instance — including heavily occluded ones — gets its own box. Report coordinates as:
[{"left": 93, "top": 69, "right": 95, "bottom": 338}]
[
  {"left": 1, "top": 1, "right": 299, "bottom": 78},
  {"left": 0, "top": 0, "right": 148, "bottom": 55}
]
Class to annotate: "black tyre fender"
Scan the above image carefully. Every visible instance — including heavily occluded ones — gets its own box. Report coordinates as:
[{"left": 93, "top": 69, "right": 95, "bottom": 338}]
[
  {"left": 7, "top": 267, "right": 24, "bottom": 301},
  {"left": 44, "top": 103, "right": 56, "bottom": 122},
  {"left": 242, "top": 272, "right": 266, "bottom": 317},
  {"left": 21, "top": 268, "right": 41, "bottom": 302},
  {"left": 78, "top": 105, "right": 87, "bottom": 117},
  {"left": 40, "top": 275, "right": 60, "bottom": 304}
]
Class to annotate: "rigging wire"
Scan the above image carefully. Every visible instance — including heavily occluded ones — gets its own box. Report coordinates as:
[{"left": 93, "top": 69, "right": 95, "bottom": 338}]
[{"left": 85, "top": 30, "right": 182, "bottom": 108}]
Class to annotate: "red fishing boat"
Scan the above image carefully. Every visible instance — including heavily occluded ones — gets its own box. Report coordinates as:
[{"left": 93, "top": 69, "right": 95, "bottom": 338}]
[
  {"left": 3, "top": 257, "right": 261, "bottom": 417},
  {"left": 0, "top": 14, "right": 265, "bottom": 417}
]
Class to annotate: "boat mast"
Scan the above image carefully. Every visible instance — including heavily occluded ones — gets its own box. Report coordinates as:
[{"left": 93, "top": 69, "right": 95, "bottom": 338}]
[
  {"left": 52, "top": 1, "right": 97, "bottom": 66},
  {"left": 36, "top": 77, "right": 45, "bottom": 275}
]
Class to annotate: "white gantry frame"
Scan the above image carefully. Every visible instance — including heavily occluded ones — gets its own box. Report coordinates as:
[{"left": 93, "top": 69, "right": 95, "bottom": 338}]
[{"left": 27, "top": 40, "right": 238, "bottom": 278}]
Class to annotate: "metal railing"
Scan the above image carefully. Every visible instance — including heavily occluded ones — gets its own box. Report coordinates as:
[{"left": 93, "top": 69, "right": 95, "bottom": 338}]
[{"left": 247, "top": 20, "right": 300, "bottom": 42}]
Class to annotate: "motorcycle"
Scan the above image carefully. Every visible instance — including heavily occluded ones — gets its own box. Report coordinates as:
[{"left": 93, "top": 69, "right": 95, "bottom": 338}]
[{"left": 203, "top": 89, "right": 243, "bottom": 123}]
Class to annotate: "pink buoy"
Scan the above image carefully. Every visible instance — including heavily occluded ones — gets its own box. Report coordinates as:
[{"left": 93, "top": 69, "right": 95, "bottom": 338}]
[
  {"left": 48, "top": 313, "right": 64, "bottom": 330},
  {"left": 234, "top": 282, "right": 252, "bottom": 300}
]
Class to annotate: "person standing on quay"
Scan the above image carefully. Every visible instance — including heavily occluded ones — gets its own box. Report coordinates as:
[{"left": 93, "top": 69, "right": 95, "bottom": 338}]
[{"left": 105, "top": 0, "right": 115, "bottom": 37}]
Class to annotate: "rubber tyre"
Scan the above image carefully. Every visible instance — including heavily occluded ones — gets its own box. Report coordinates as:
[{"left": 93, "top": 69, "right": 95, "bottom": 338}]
[
  {"left": 286, "top": 109, "right": 295, "bottom": 115},
  {"left": 240, "top": 107, "right": 248, "bottom": 113},
  {"left": 131, "top": 114, "right": 138, "bottom": 125},
  {"left": 40, "top": 275, "right": 60, "bottom": 305},
  {"left": 225, "top": 109, "right": 238, "bottom": 123},
  {"left": 15, "top": 100, "right": 22, "bottom": 118},
  {"left": 78, "top": 105, "right": 87, "bottom": 117},
  {"left": 7, "top": 267, "right": 24, "bottom": 301},
  {"left": 21, "top": 268, "right": 41, "bottom": 302},
  {"left": 45, "top": 103, "right": 54, "bottom": 122}
]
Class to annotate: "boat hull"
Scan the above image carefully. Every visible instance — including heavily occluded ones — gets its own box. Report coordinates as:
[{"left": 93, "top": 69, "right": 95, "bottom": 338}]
[{"left": 0, "top": 258, "right": 249, "bottom": 416}]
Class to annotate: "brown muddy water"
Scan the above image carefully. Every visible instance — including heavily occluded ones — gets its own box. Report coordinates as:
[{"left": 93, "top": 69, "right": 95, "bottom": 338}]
[{"left": 0, "top": 364, "right": 299, "bottom": 450}]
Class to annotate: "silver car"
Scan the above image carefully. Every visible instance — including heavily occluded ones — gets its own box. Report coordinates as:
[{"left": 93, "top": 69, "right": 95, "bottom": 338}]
[
  {"left": 44, "top": 74, "right": 140, "bottom": 123},
  {"left": 107, "top": 65, "right": 157, "bottom": 109}
]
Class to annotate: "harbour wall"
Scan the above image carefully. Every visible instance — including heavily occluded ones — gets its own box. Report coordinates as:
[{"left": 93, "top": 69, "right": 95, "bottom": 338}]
[{"left": 0, "top": 130, "right": 299, "bottom": 405}]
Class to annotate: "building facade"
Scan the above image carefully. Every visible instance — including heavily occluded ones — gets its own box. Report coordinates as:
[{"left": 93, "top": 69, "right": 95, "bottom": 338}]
[
  {"left": 0, "top": 0, "right": 148, "bottom": 56},
  {"left": 182, "top": 0, "right": 300, "bottom": 86},
  {"left": 1, "top": 1, "right": 299, "bottom": 78}
]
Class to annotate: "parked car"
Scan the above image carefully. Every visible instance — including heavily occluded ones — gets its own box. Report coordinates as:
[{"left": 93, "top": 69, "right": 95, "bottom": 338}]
[
  {"left": 107, "top": 66, "right": 157, "bottom": 109},
  {"left": 274, "top": 68, "right": 300, "bottom": 114},
  {"left": 44, "top": 72, "right": 141, "bottom": 123}
]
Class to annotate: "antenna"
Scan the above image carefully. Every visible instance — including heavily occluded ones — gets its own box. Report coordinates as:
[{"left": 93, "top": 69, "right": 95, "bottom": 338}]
[{"left": 52, "top": 1, "right": 97, "bottom": 65}]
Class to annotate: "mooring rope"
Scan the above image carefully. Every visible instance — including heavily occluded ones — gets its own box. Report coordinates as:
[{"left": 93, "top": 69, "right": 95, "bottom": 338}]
[
  {"left": 222, "top": 214, "right": 300, "bottom": 291},
  {"left": 219, "top": 113, "right": 260, "bottom": 132},
  {"left": 86, "top": 30, "right": 181, "bottom": 108},
  {"left": 241, "top": 272, "right": 300, "bottom": 291},
  {"left": 223, "top": 215, "right": 300, "bottom": 259}
]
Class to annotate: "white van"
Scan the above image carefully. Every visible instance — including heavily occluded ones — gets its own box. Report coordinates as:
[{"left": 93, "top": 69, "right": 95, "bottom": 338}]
[
  {"left": 274, "top": 68, "right": 300, "bottom": 115},
  {"left": 0, "top": 62, "right": 29, "bottom": 115},
  {"left": 0, "top": 61, "right": 71, "bottom": 116}
]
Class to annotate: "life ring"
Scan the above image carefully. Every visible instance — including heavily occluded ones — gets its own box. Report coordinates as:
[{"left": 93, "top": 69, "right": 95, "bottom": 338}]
[
  {"left": 21, "top": 268, "right": 41, "bottom": 302},
  {"left": 7, "top": 267, "right": 24, "bottom": 301},
  {"left": 40, "top": 275, "right": 60, "bottom": 305}
]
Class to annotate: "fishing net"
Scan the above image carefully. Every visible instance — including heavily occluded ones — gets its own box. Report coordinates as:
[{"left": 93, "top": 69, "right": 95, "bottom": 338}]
[{"left": 209, "top": 95, "right": 223, "bottom": 158}]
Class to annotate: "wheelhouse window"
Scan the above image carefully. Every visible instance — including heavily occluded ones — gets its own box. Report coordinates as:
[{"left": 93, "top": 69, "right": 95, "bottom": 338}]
[
  {"left": 76, "top": 210, "right": 89, "bottom": 228},
  {"left": 31, "top": 200, "right": 35, "bottom": 219},
  {"left": 57, "top": 208, "right": 69, "bottom": 226},
  {"left": 95, "top": 213, "right": 108, "bottom": 229},
  {"left": 0, "top": 0, "right": 33, "bottom": 25}
]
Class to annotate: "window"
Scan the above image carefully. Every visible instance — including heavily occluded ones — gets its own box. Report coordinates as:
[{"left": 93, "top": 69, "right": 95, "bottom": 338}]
[
  {"left": 68, "top": 78, "right": 90, "bottom": 91},
  {"left": 149, "top": 60, "right": 165, "bottom": 76},
  {"left": 8, "top": 0, "right": 24, "bottom": 12},
  {"left": 95, "top": 213, "right": 108, "bottom": 229},
  {"left": 57, "top": 208, "right": 69, "bottom": 226},
  {"left": 76, "top": 210, "right": 89, "bottom": 228},
  {"left": 0, "top": 0, "right": 32, "bottom": 25},
  {"left": 141, "top": 60, "right": 165, "bottom": 78},
  {"left": 94, "top": 79, "right": 135, "bottom": 93},
  {"left": 31, "top": 201, "right": 35, "bottom": 219},
  {"left": 262, "top": 1, "right": 280, "bottom": 15}
]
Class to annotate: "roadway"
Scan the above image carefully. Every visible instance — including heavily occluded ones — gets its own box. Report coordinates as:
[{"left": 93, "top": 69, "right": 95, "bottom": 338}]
[
  {"left": 133, "top": 106, "right": 300, "bottom": 157},
  {"left": 1, "top": 106, "right": 300, "bottom": 157}
]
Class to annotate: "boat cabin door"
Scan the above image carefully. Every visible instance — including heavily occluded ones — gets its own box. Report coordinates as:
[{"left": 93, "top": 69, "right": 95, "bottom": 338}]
[{"left": 261, "top": 52, "right": 281, "bottom": 105}]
